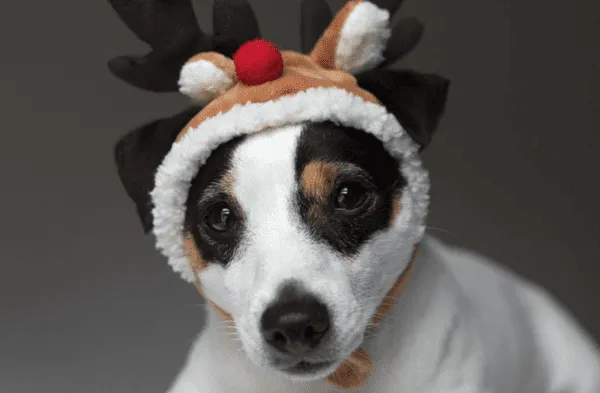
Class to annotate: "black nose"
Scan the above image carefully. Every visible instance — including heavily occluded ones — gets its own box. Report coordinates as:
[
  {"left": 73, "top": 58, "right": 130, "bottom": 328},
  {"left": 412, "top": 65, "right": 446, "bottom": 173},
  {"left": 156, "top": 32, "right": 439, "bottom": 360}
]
[{"left": 260, "top": 283, "right": 331, "bottom": 356}]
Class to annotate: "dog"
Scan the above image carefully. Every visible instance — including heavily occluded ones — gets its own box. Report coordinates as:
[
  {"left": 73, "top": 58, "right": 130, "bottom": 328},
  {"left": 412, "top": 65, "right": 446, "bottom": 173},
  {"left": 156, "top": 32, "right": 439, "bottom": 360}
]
[
  {"left": 160, "top": 121, "right": 600, "bottom": 393},
  {"left": 108, "top": 0, "right": 600, "bottom": 392}
]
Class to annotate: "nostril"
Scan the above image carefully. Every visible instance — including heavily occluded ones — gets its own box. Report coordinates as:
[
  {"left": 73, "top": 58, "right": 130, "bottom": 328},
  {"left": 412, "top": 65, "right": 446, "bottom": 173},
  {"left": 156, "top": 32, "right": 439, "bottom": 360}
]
[
  {"left": 273, "top": 331, "right": 286, "bottom": 344},
  {"left": 265, "top": 329, "right": 288, "bottom": 349},
  {"left": 304, "top": 321, "right": 329, "bottom": 342}
]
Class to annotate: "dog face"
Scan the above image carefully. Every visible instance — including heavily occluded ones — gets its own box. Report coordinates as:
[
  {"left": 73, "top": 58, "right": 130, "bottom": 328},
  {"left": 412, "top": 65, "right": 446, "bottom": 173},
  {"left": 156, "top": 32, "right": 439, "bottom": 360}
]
[{"left": 183, "top": 121, "right": 417, "bottom": 380}]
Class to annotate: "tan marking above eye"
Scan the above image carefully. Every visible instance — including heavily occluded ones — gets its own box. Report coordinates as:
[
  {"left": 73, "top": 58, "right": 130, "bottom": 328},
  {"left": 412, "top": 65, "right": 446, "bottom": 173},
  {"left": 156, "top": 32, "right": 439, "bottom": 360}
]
[{"left": 300, "top": 161, "right": 344, "bottom": 202}]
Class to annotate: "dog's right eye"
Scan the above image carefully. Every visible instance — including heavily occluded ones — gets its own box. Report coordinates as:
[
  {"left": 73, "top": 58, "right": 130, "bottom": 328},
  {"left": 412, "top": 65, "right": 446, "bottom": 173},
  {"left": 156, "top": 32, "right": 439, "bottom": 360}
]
[
  {"left": 333, "top": 181, "right": 372, "bottom": 213},
  {"left": 205, "top": 203, "right": 235, "bottom": 233}
]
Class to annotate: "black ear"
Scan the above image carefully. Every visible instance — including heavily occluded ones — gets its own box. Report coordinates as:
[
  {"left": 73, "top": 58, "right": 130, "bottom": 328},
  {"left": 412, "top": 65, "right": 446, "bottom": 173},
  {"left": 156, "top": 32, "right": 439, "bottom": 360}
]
[
  {"left": 114, "top": 107, "right": 201, "bottom": 233},
  {"left": 356, "top": 69, "right": 450, "bottom": 149}
]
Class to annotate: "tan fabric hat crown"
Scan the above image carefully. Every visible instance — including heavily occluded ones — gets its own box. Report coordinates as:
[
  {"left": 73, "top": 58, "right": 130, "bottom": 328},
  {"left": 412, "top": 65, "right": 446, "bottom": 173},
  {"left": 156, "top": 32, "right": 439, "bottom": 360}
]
[{"left": 176, "top": 0, "right": 388, "bottom": 140}]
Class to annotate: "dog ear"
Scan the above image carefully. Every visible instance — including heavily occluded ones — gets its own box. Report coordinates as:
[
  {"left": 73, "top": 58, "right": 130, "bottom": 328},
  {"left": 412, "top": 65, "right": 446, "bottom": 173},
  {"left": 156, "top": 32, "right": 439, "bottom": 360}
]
[
  {"left": 356, "top": 69, "right": 450, "bottom": 149},
  {"left": 114, "top": 107, "right": 201, "bottom": 233}
]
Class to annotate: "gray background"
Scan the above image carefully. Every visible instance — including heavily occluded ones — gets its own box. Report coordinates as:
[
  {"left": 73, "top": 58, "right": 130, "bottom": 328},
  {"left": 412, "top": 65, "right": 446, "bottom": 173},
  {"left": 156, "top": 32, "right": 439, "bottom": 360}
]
[{"left": 1, "top": 0, "right": 598, "bottom": 392}]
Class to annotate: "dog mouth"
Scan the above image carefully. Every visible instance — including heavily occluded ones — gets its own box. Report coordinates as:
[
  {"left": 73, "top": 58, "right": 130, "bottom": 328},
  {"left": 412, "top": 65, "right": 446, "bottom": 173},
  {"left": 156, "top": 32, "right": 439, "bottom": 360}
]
[{"left": 278, "top": 359, "right": 337, "bottom": 377}]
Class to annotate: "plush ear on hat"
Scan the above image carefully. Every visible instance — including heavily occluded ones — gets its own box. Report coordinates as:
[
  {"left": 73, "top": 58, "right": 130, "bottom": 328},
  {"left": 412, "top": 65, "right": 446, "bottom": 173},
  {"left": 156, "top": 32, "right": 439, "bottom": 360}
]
[
  {"left": 310, "top": 0, "right": 390, "bottom": 73},
  {"left": 178, "top": 52, "right": 237, "bottom": 104},
  {"left": 114, "top": 107, "right": 200, "bottom": 233},
  {"left": 356, "top": 69, "right": 450, "bottom": 149},
  {"left": 309, "top": 0, "right": 424, "bottom": 74}
]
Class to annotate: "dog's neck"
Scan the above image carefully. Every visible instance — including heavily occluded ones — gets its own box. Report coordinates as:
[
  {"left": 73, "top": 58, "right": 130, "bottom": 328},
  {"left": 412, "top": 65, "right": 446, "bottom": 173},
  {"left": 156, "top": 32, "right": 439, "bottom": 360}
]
[
  {"left": 358, "top": 237, "right": 484, "bottom": 391},
  {"left": 199, "top": 237, "right": 484, "bottom": 392}
]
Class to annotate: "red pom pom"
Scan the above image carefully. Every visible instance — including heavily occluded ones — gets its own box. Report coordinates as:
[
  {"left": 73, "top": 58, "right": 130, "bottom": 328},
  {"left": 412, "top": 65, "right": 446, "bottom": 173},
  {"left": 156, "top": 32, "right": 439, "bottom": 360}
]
[{"left": 233, "top": 39, "right": 284, "bottom": 86}]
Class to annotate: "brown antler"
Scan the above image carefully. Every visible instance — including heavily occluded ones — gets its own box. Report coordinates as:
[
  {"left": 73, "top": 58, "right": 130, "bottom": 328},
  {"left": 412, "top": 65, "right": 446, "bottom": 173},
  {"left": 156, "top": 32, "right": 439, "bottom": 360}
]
[{"left": 107, "top": 0, "right": 260, "bottom": 92}]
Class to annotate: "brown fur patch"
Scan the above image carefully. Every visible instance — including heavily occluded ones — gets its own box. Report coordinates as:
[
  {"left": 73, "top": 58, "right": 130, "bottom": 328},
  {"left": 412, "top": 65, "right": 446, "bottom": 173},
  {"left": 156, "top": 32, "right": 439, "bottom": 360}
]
[
  {"left": 301, "top": 161, "right": 344, "bottom": 224},
  {"left": 184, "top": 233, "right": 209, "bottom": 271},
  {"left": 327, "top": 347, "right": 373, "bottom": 391},
  {"left": 301, "top": 161, "right": 343, "bottom": 202},
  {"left": 310, "top": 0, "right": 364, "bottom": 69},
  {"left": 175, "top": 51, "right": 380, "bottom": 142}
]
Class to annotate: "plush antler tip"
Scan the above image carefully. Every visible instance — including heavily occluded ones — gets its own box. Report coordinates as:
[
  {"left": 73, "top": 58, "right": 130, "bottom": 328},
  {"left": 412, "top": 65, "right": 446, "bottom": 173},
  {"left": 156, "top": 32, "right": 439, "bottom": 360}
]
[
  {"left": 233, "top": 38, "right": 284, "bottom": 86},
  {"left": 178, "top": 59, "right": 236, "bottom": 104}
]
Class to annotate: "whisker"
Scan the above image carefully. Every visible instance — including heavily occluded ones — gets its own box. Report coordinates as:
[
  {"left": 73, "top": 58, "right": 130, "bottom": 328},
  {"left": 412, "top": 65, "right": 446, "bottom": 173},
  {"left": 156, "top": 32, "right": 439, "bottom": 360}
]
[
  {"left": 182, "top": 303, "right": 207, "bottom": 309},
  {"left": 425, "top": 225, "right": 457, "bottom": 237},
  {"left": 354, "top": 351, "right": 372, "bottom": 363}
]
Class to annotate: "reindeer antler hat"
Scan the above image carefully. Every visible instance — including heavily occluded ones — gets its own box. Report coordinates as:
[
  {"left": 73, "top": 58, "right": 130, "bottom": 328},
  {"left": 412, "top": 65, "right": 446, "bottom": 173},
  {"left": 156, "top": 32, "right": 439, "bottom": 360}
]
[{"left": 110, "top": 0, "right": 449, "bottom": 389}]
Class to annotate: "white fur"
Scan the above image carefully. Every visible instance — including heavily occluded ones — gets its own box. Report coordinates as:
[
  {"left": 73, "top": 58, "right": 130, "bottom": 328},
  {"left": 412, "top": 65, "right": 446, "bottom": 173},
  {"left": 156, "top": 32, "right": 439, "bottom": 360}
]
[
  {"left": 178, "top": 59, "right": 235, "bottom": 104},
  {"left": 167, "top": 236, "right": 600, "bottom": 393},
  {"left": 150, "top": 87, "right": 428, "bottom": 283},
  {"left": 335, "top": 2, "right": 391, "bottom": 74}
]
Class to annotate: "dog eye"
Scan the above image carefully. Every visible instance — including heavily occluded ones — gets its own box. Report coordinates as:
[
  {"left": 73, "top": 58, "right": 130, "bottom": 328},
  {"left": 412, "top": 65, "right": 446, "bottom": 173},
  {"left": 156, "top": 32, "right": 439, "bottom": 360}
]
[
  {"left": 205, "top": 203, "right": 234, "bottom": 232},
  {"left": 334, "top": 182, "right": 369, "bottom": 211}
]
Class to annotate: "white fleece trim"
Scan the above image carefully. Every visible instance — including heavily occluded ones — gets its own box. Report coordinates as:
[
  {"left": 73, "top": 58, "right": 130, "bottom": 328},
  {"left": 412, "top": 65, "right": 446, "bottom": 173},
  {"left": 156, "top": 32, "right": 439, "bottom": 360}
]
[
  {"left": 151, "top": 87, "right": 430, "bottom": 282},
  {"left": 178, "top": 59, "right": 235, "bottom": 105},
  {"left": 335, "top": 2, "right": 391, "bottom": 74}
]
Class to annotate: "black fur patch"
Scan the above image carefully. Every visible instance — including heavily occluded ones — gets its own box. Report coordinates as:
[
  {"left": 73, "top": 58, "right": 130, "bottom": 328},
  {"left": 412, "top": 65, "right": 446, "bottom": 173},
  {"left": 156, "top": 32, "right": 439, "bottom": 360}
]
[
  {"left": 185, "top": 136, "right": 247, "bottom": 266},
  {"left": 294, "top": 121, "right": 405, "bottom": 256}
]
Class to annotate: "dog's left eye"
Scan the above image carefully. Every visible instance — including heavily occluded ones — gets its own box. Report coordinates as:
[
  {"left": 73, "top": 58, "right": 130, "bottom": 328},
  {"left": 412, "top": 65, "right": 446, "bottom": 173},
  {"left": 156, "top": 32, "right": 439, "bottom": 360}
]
[
  {"left": 334, "top": 182, "right": 370, "bottom": 211},
  {"left": 205, "top": 203, "right": 235, "bottom": 233}
]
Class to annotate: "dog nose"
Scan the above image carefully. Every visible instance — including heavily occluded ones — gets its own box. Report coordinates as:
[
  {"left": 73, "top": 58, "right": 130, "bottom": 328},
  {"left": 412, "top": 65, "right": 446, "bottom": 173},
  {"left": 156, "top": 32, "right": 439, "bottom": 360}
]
[{"left": 260, "top": 284, "right": 330, "bottom": 356}]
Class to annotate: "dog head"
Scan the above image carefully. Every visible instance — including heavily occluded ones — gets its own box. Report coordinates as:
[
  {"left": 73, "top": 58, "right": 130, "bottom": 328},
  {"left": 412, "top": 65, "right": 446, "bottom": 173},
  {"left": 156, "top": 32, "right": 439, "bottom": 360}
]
[
  {"left": 179, "top": 118, "right": 429, "bottom": 380},
  {"left": 110, "top": 0, "right": 449, "bottom": 385}
]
